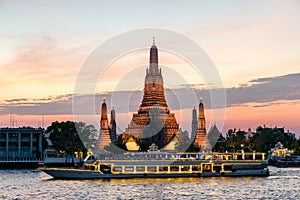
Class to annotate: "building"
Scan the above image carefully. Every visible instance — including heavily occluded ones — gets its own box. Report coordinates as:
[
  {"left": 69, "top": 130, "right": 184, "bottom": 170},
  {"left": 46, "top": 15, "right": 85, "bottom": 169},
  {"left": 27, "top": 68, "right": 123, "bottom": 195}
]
[
  {"left": 194, "top": 99, "right": 211, "bottom": 150},
  {"left": 246, "top": 127, "right": 254, "bottom": 139},
  {"left": 207, "top": 124, "right": 226, "bottom": 152},
  {"left": 0, "top": 127, "right": 43, "bottom": 159},
  {"left": 122, "top": 39, "right": 183, "bottom": 149}
]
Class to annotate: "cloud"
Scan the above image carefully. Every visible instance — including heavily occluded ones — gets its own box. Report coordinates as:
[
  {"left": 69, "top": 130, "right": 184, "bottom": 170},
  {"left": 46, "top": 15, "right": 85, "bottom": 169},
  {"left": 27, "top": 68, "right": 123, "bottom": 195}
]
[
  {"left": 0, "top": 94, "right": 74, "bottom": 115},
  {"left": 0, "top": 73, "right": 299, "bottom": 116},
  {"left": 226, "top": 73, "right": 300, "bottom": 105},
  {"left": 5, "top": 98, "right": 30, "bottom": 103},
  {"left": 0, "top": 34, "right": 92, "bottom": 101}
]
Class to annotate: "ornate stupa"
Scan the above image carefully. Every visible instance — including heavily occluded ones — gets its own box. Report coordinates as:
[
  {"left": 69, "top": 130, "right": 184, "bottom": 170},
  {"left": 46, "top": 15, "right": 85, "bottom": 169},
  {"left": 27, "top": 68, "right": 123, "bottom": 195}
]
[
  {"left": 194, "top": 98, "right": 211, "bottom": 150},
  {"left": 122, "top": 38, "right": 181, "bottom": 148},
  {"left": 191, "top": 106, "right": 198, "bottom": 140},
  {"left": 109, "top": 107, "right": 117, "bottom": 142},
  {"left": 97, "top": 99, "right": 112, "bottom": 150}
]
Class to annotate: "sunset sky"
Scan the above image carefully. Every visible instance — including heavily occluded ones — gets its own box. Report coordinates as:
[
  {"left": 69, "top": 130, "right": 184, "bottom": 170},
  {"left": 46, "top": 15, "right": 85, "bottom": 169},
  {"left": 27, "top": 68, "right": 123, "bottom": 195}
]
[{"left": 0, "top": 1, "right": 300, "bottom": 136}]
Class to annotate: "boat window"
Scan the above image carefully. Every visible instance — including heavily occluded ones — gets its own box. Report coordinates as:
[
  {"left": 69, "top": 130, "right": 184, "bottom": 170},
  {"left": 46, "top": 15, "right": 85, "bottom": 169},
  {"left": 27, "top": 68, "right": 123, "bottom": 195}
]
[
  {"left": 124, "top": 167, "right": 134, "bottom": 172},
  {"left": 100, "top": 165, "right": 111, "bottom": 173},
  {"left": 170, "top": 166, "right": 179, "bottom": 172},
  {"left": 113, "top": 166, "right": 122, "bottom": 172},
  {"left": 213, "top": 165, "right": 221, "bottom": 173},
  {"left": 136, "top": 166, "right": 145, "bottom": 172},
  {"left": 192, "top": 165, "right": 201, "bottom": 172},
  {"left": 159, "top": 166, "right": 168, "bottom": 172},
  {"left": 223, "top": 165, "right": 232, "bottom": 171},
  {"left": 147, "top": 166, "right": 157, "bottom": 172},
  {"left": 181, "top": 166, "right": 190, "bottom": 172},
  {"left": 202, "top": 164, "right": 212, "bottom": 172}
]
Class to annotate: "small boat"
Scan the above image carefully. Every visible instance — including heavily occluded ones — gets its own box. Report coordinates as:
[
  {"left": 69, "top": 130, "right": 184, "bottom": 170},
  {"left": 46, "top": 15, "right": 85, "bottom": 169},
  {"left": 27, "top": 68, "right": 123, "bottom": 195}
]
[
  {"left": 276, "top": 155, "right": 300, "bottom": 168},
  {"left": 40, "top": 152, "right": 269, "bottom": 180},
  {"left": 269, "top": 142, "right": 300, "bottom": 167},
  {"left": 42, "top": 149, "right": 82, "bottom": 167}
]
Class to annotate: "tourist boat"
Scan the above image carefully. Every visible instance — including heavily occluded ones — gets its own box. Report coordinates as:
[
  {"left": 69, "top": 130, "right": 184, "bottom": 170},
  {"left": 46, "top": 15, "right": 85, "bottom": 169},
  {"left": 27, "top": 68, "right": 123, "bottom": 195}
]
[
  {"left": 268, "top": 142, "right": 300, "bottom": 167},
  {"left": 39, "top": 152, "right": 269, "bottom": 180}
]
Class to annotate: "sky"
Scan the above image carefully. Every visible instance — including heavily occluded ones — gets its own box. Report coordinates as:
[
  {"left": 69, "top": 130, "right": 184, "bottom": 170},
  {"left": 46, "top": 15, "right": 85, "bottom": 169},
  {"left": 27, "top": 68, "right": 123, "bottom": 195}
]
[{"left": 0, "top": 0, "right": 300, "bottom": 136}]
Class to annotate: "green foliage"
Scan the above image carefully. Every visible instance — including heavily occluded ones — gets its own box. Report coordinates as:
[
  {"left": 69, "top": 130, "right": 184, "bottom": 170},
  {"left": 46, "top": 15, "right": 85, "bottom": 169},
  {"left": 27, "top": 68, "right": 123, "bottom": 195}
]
[
  {"left": 46, "top": 121, "right": 98, "bottom": 156},
  {"left": 225, "top": 126, "right": 299, "bottom": 154},
  {"left": 138, "top": 142, "right": 151, "bottom": 152},
  {"left": 74, "top": 122, "right": 98, "bottom": 152},
  {"left": 211, "top": 141, "right": 226, "bottom": 152},
  {"left": 225, "top": 129, "right": 246, "bottom": 152}
]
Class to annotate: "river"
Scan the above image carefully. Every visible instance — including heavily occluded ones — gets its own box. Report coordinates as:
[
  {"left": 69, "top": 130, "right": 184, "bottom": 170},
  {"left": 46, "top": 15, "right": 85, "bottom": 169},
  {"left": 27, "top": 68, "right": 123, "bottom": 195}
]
[{"left": 0, "top": 166, "right": 299, "bottom": 199}]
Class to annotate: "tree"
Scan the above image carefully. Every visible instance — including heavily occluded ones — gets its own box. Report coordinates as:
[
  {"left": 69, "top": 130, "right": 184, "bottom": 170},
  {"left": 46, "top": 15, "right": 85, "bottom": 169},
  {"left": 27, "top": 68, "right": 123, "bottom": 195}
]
[
  {"left": 74, "top": 122, "right": 98, "bottom": 153},
  {"left": 224, "top": 126, "right": 300, "bottom": 154},
  {"left": 46, "top": 121, "right": 98, "bottom": 157},
  {"left": 225, "top": 129, "right": 246, "bottom": 152}
]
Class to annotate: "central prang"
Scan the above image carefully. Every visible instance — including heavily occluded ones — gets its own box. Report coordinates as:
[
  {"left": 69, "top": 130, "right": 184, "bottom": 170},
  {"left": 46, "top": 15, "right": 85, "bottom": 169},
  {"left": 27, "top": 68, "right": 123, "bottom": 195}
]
[{"left": 121, "top": 41, "right": 181, "bottom": 149}]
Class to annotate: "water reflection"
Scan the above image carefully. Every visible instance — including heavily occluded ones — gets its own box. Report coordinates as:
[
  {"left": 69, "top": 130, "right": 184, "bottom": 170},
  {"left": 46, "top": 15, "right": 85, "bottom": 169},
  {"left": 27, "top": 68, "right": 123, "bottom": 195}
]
[{"left": 0, "top": 167, "right": 299, "bottom": 199}]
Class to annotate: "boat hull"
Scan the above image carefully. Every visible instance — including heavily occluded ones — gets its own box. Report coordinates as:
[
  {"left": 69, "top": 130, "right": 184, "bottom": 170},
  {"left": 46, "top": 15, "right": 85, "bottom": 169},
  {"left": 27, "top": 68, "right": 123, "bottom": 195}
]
[
  {"left": 40, "top": 167, "right": 269, "bottom": 180},
  {"left": 276, "top": 161, "right": 300, "bottom": 168},
  {"left": 0, "top": 161, "right": 42, "bottom": 169}
]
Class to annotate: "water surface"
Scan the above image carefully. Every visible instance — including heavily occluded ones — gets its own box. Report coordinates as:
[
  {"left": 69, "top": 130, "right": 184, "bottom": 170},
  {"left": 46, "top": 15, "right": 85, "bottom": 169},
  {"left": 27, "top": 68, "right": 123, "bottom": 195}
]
[{"left": 0, "top": 167, "right": 299, "bottom": 199}]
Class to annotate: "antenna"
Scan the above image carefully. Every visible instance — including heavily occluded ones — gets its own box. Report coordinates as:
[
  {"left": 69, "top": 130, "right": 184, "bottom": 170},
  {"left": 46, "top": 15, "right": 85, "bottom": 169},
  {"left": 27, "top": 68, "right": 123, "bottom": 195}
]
[
  {"left": 9, "top": 113, "right": 12, "bottom": 127},
  {"left": 42, "top": 113, "right": 44, "bottom": 128},
  {"left": 10, "top": 116, "right": 16, "bottom": 128},
  {"left": 9, "top": 103, "right": 12, "bottom": 127}
]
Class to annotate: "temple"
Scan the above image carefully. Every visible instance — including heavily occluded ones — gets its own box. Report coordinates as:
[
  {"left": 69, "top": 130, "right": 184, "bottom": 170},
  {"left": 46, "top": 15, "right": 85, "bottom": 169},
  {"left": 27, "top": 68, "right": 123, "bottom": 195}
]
[
  {"left": 109, "top": 107, "right": 117, "bottom": 142},
  {"left": 98, "top": 39, "right": 213, "bottom": 151},
  {"left": 194, "top": 99, "right": 211, "bottom": 150},
  {"left": 122, "top": 39, "right": 181, "bottom": 148},
  {"left": 97, "top": 99, "right": 112, "bottom": 150},
  {"left": 191, "top": 106, "right": 198, "bottom": 140}
]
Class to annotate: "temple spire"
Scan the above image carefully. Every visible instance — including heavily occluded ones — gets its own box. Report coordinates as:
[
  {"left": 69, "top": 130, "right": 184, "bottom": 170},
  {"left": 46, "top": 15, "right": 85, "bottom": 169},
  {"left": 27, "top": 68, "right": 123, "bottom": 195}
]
[
  {"left": 191, "top": 106, "right": 198, "bottom": 139},
  {"left": 122, "top": 41, "right": 180, "bottom": 149},
  {"left": 149, "top": 38, "right": 159, "bottom": 74},
  {"left": 194, "top": 99, "right": 211, "bottom": 150},
  {"left": 144, "top": 39, "right": 164, "bottom": 104},
  {"left": 198, "top": 99, "right": 205, "bottom": 129},
  {"left": 97, "top": 98, "right": 111, "bottom": 150},
  {"left": 110, "top": 107, "right": 117, "bottom": 142},
  {"left": 100, "top": 100, "right": 108, "bottom": 130}
]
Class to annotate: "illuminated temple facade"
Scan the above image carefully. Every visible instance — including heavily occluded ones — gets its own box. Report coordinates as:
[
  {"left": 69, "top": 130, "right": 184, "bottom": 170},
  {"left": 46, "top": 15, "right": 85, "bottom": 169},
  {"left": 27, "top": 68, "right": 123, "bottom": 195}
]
[
  {"left": 122, "top": 40, "right": 182, "bottom": 148},
  {"left": 193, "top": 99, "right": 211, "bottom": 150},
  {"left": 97, "top": 39, "right": 213, "bottom": 151},
  {"left": 97, "top": 99, "right": 117, "bottom": 150}
]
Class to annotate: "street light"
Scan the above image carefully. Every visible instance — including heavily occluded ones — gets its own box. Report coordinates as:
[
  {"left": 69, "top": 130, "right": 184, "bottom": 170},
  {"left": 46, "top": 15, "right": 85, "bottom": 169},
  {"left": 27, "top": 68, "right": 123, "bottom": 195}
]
[{"left": 241, "top": 144, "right": 244, "bottom": 159}]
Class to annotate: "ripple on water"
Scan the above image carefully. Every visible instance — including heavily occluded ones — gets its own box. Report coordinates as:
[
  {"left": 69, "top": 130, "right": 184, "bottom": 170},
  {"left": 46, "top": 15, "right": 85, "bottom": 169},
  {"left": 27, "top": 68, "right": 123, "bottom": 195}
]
[{"left": 0, "top": 168, "right": 299, "bottom": 199}]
